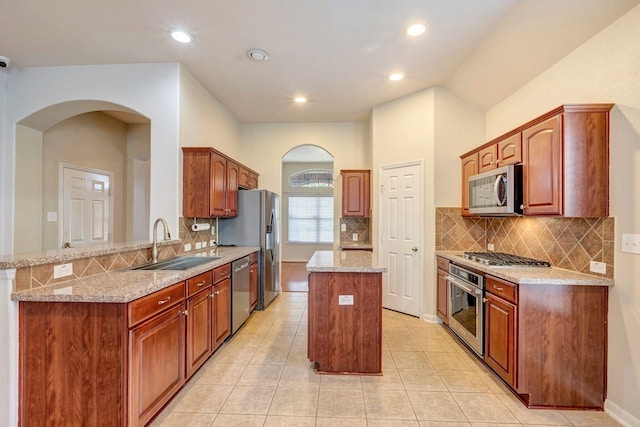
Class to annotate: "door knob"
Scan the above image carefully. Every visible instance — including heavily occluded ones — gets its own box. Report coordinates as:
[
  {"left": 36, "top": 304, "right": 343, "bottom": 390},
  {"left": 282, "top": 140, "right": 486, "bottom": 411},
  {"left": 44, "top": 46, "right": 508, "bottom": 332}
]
[{"left": 412, "top": 246, "right": 418, "bottom": 252}]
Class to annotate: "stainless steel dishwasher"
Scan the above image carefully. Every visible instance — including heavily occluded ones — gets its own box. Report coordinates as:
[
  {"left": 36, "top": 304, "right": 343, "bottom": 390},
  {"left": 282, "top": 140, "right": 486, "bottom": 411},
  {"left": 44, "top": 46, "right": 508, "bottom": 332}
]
[{"left": 231, "top": 256, "right": 251, "bottom": 334}]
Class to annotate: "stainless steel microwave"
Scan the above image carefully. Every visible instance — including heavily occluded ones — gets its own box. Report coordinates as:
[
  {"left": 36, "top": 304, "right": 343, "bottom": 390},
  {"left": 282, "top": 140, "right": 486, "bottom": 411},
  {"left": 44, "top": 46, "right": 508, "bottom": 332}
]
[{"left": 468, "top": 164, "right": 523, "bottom": 215}]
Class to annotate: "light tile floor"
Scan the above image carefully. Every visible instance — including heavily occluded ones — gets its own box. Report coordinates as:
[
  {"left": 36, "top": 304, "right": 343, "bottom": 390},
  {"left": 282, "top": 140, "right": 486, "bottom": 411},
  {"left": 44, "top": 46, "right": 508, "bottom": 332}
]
[{"left": 151, "top": 292, "right": 621, "bottom": 427}]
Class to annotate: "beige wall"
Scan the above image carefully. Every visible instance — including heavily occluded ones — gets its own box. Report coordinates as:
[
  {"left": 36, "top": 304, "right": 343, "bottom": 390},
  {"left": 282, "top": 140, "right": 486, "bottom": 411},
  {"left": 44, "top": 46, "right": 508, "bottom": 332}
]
[
  {"left": 484, "top": 5, "right": 640, "bottom": 422},
  {"left": 371, "top": 86, "right": 485, "bottom": 320},
  {"left": 281, "top": 161, "right": 334, "bottom": 261},
  {"left": 126, "top": 123, "right": 151, "bottom": 241},
  {"left": 240, "top": 122, "right": 370, "bottom": 258},
  {"left": 13, "top": 125, "right": 43, "bottom": 253}
]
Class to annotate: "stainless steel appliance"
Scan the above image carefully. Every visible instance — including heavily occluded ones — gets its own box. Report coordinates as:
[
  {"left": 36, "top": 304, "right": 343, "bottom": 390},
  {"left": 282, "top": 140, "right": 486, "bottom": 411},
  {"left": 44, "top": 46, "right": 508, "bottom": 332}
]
[
  {"left": 460, "top": 251, "right": 551, "bottom": 267},
  {"left": 446, "top": 264, "right": 485, "bottom": 356},
  {"left": 219, "top": 189, "right": 280, "bottom": 309},
  {"left": 231, "top": 256, "right": 251, "bottom": 334},
  {"left": 468, "top": 164, "right": 522, "bottom": 215}
]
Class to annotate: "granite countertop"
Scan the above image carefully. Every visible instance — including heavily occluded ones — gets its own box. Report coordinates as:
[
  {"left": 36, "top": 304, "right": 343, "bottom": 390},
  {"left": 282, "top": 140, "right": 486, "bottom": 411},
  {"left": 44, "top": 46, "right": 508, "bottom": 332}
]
[
  {"left": 11, "top": 246, "right": 260, "bottom": 303},
  {"left": 436, "top": 251, "right": 614, "bottom": 287},
  {"left": 306, "top": 250, "right": 386, "bottom": 273},
  {"left": 339, "top": 242, "right": 373, "bottom": 250}
]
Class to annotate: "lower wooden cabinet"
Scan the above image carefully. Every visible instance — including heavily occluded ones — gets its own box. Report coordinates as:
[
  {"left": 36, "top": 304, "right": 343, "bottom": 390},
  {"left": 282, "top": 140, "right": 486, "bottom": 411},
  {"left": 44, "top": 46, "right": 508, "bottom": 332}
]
[
  {"left": 129, "top": 303, "right": 187, "bottom": 426},
  {"left": 484, "top": 291, "right": 517, "bottom": 387},
  {"left": 19, "top": 263, "right": 236, "bottom": 427}
]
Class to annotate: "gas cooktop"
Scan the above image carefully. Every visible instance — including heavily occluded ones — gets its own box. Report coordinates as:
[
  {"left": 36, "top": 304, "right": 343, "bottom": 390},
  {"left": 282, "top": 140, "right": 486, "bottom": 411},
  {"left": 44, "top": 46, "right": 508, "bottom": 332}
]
[{"left": 461, "top": 251, "right": 551, "bottom": 267}]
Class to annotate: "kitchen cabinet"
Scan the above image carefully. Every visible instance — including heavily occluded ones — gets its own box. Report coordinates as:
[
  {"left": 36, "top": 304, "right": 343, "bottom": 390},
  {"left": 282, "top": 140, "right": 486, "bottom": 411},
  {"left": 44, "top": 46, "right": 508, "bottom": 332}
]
[
  {"left": 460, "top": 153, "right": 478, "bottom": 216},
  {"left": 212, "top": 263, "right": 232, "bottom": 348},
  {"left": 497, "top": 133, "right": 522, "bottom": 166},
  {"left": 481, "top": 275, "right": 607, "bottom": 409},
  {"left": 249, "top": 252, "right": 258, "bottom": 311},
  {"left": 183, "top": 147, "right": 259, "bottom": 218},
  {"left": 308, "top": 271, "right": 382, "bottom": 374},
  {"left": 239, "top": 166, "right": 260, "bottom": 189},
  {"left": 436, "top": 256, "right": 450, "bottom": 324},
  {"left": 186, "top": 271, "right": 213, "bottom": 377},
  {"left": 341, "top": 170, "right": 370, "bottom": 218},
  {"left": 522, "top": 105, "right": 611, "bottom": 217},
  {"left": 478, "top": 145, "right": 497, "bottom": 172},
  {"left": 19, "top": 262, "right": 237, "bottom": 427},
  {"left": 484, "top": 277, "right": 517, "bottom": 387}
]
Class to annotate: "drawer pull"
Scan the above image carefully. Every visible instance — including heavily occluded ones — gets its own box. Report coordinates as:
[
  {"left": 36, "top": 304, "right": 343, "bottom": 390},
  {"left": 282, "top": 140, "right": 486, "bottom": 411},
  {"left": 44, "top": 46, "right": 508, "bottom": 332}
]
[
  {"left": 196, "top": 281, "right": 207, "bottom": 287},
  {"left": 215, "top": 290, "right": 221, "bottom": 295},
  {"left": 493, "top": 286, "right": 504, "bottom": 291},
  {"left": 157, "top": 296, "right": 171, "bottom": 305}
]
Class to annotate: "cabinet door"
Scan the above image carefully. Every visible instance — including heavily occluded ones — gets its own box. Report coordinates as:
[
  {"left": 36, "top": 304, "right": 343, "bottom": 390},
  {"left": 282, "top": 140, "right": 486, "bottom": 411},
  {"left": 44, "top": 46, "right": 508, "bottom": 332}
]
[
  {"left": 213, "top": 278, "right": 231, "bottom": 348},
  {"left": 436, "top": 268, "right": 449, "bottom": 324},
  {"left": 210, "top": 152, "right": 227, "bottom": 217},
  {"left": 129, "top": 304, "right": 186, "bottom": 427},
  {"left": 248, "top": 172, "right": 259, "bottom": 189},
  {"left": 249, "top": 262, "right": 258, "bottom": 311},
  {"left": 342, "top": 170, "right": 370, "bottom": 217},
  {"left": 497, "top": 133, "right": 522, "bottom": 166},
  {"left": 461, "top": 153, "right": 478, "bottom": 216},
  {"left": 226, "top": 160, "right": 239, "bottom": 217},
  {"left": 522, "top": 115, "right": 563, "bottom": 215},
  {"left": 186, "top": 288, "right": 212, "bottom": 377},
  {"left": 478, "top": 145, "right": 497, "bottom": 172},
  {"left": 484, "top": 293, "right": 517, "bottom": 387},
  {"left": 182, "top": 149, "right": 212, "bottom": 218},
  {"left": 238, "top": 166, "right": 250, "bottom": 189}
]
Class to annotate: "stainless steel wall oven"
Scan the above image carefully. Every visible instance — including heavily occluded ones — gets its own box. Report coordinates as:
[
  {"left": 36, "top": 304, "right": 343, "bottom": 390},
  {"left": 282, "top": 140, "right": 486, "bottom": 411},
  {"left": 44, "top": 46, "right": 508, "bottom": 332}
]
[{"left": 446, "top": 264, "right": 485, "bottom": 356}]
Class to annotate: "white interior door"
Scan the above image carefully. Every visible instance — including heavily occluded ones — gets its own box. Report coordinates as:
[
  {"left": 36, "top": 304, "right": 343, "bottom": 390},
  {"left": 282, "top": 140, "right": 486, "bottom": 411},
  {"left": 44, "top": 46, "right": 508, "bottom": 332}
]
[
  {"left": 379, "top": 162, "right": 423, "bottom": 317},
  {"left": 61, "top": 165, "right": 112, "bottom": 248}
]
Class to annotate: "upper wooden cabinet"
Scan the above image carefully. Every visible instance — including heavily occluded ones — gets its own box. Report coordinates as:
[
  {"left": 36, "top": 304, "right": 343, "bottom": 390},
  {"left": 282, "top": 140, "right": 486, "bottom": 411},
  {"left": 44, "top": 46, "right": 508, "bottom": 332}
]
[
  {"left": 460, "top": 153, "right": 478, "bottom": 216},
  {"left": 460, "top": 104, "right": 612, "bottom": 217},
  {"left": 341, "top": 170, "right": 370, "bottom": 217},
  {"left": 183, "top": 147, "right": 258, "bottom": 218},
  {"left": 522, "top": 106, "right": 612, "bottom": 217}
]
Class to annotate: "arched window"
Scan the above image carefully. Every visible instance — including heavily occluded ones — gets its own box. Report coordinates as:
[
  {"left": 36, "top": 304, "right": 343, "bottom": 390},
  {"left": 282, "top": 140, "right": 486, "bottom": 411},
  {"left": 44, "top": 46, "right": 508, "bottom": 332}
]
[{"left": 289, "top": 169, "right": 334, "bottom": 188}]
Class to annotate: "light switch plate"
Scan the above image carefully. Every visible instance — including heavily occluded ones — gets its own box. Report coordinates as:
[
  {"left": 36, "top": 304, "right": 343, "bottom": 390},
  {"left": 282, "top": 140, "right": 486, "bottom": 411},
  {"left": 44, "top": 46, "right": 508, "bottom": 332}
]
[
  {"left": 184, "top": 243, "right": 192, "bottom": 252},
  {"left": 487, "top": 243, "right": 494, "bottom": 251},
  {"left": 47, "top": 212, "right": 57, "bottom": 222},
  {"left": 622, "top": 234, "right": 640, "bottom": 254},
  {"left": 589, "top": 261, "right": 606, "bottom": 274},
  {"left": 341, "top": 223, "right": 346, "bottom": 231},
  {"left": 195, "top": 242, "right": 202, "bottom": 250},
  {"left": 53, "top": 263, "right": 73, "bottom": 279},
  {"left": 338, "top": 295, "right": 354, "bottom": 305},
  {"left": 352, "top": 233, "right": 358, "bottom": 241}
]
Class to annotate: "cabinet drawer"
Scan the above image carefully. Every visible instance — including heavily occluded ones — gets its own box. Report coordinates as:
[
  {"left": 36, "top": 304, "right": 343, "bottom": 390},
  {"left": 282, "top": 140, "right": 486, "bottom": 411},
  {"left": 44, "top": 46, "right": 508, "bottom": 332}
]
[
  {"left": 187, "top": 271, "right": 213, "bottom": 296},
  {"left": 128, "top": 282, "right": 186, "bottom": 327},
  {"left": 213, "top": 263, "right": 231, "bottom": 283},
  {"left": 436, "top": 256, "right": 450, "bottom": 272},
  {"left": 486, "top": 276, "right": 517, "bottom": 304},
  {"left": 249, "top": 252, "right": 258, "bottom": 264}
]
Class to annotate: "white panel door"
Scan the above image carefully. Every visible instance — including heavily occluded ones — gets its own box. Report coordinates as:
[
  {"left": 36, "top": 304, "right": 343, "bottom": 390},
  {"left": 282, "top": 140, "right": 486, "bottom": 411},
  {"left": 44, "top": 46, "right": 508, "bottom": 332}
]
[
  {"left": 62, "top": 166, "right": 111, "bottom": 248},
  {"left": 379, "top": 162, "right": 423, "bottom": 316}
]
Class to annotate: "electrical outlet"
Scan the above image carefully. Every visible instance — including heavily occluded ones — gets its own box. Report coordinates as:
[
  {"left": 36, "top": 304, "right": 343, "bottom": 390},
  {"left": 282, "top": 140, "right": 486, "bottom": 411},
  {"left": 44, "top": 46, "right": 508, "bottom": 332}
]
[
  {"left": 184, "top": 243, "right": 192, "bottom": 252},
  {"left": 202, "top": 241, "right": 207, "bottom": 248},
  {"left": 352, "top": 233, "right": 358, "bottom": 241},
  {"left": 487, "top": 243, "right": 494, "bottom": 251},
  {"left": 53, "top": 263, "right": 73, "bottom": 279},
  {"left": 590, "top": 261, "right": 607, "bottom": 274},
  {"left": 338, "top": 295, "right": 354, "bottom": 305},
  {"left": 195, "top": 242, "right": 202, "bottom": 250},
  {"left": 622, "top": 234, "right": 640, "bottom": 254},
  {"left": 341, "top": 223, "right": 346, "bottom": 232},
  {"left": 210, "top": 239, "right": 216, "bottom": 247},
  {"left": 211, "top": 226, "right": 216, "bottom": 235}
]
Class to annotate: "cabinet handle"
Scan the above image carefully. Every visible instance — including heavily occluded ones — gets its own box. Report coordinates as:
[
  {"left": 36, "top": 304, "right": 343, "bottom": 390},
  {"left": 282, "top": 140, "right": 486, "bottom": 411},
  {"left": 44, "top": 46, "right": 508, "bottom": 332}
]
[
  {"left": 493, "top": 285, "right": 504, "bottom": 291},
  {"left": 157, "top": 296, "right": 171, "bottom": 305},
  {"left": 182, "top": 310, "right": 188, "bottom": 316},
  {"left": 196, "top": 281, "right": 207, "bottom": 287},
  {"left": 215, "top": 290, "right": 221, "bottom": 295}
]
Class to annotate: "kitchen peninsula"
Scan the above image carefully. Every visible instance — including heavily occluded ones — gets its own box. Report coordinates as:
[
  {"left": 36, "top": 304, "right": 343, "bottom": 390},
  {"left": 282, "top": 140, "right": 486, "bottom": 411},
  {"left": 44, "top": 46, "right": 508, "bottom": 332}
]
[{"left": 306, "top": 250, "right": 386, "bottom": 374}]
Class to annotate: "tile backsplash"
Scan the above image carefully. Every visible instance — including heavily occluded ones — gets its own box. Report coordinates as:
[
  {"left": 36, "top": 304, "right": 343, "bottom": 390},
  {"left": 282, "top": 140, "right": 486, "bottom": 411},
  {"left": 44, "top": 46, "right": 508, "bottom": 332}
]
[
  {"left": 435, "top": 207, "right": 614, "bottom": 278},
  {"left": 14, "top": 217, "right": 218, "bottom": 292},
  {"left": 340, "top": 217, "right": 370, "bottom": 243}
]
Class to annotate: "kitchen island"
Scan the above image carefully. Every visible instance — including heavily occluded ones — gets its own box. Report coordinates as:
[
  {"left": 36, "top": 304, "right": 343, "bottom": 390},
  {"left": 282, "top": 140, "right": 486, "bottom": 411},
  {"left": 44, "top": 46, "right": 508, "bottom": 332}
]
[{"left": 306, "top": 250, "right": 386, "bottom": 374}]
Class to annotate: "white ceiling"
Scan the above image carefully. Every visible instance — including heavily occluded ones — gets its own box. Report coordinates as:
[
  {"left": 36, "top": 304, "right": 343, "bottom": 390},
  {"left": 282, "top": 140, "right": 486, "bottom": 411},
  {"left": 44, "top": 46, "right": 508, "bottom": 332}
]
[{"left": 1, "top": 0, "right": 637, "bottom": 122}]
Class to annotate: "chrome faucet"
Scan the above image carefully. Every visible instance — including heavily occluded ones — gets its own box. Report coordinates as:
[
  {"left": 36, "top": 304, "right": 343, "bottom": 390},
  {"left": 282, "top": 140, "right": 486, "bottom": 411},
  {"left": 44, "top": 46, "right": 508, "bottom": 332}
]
[{"left": 151, "top": 218, "right": 171, "bottom": 263}]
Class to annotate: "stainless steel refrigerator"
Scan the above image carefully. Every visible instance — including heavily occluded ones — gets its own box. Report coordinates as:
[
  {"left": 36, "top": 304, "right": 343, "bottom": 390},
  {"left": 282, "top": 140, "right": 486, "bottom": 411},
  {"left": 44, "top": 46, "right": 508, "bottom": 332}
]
[{"left": 218, "top": 189, "right": 280, "bottom": 309}]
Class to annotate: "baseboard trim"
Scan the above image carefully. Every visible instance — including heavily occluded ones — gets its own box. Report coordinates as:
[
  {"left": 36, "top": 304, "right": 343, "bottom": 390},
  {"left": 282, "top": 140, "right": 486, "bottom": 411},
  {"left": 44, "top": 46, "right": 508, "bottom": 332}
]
[
  {"left": 605, "top": 399, "right": 639, "bottom": 427},
  {"left": 421, "top": 313, "right": 441, "bottom": 324}
]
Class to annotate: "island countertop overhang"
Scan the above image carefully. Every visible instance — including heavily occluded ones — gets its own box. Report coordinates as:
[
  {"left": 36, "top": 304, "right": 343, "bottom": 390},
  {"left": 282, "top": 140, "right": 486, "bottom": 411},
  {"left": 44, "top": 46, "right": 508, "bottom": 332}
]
[{"left": 306, "top": 250, "right": 387, "bottom": 273}]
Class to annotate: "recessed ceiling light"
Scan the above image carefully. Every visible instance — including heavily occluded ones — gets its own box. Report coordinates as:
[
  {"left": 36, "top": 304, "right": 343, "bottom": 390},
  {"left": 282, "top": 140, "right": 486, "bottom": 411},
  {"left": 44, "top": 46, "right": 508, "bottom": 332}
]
[
  {"left": 246, "top": 48, "right": 269, "bottom": 62},
  {"left": 406, "top": 23, "right": 426, "bottom": 37},
  {"left": 294, "top": 96, "right": 307, "bottom": 103},
  {"left": 169, "top": 30, "right": 193, "bottom": 43},
  {"left": 388, "top": 73, "right": 404, "bottom": 81}
]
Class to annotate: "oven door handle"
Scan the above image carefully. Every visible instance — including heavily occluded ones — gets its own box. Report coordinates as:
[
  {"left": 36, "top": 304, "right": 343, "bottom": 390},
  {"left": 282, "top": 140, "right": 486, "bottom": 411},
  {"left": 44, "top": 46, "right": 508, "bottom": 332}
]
[{"left": 445, "top": 275, "right": 483, "bottom": 295}]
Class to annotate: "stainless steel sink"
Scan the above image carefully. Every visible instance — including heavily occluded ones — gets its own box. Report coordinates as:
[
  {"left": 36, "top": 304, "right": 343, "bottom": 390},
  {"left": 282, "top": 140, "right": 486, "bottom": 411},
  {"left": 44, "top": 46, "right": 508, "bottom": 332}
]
[{"left": 128, "top": 256, "right": 222, "bottom": 271}]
